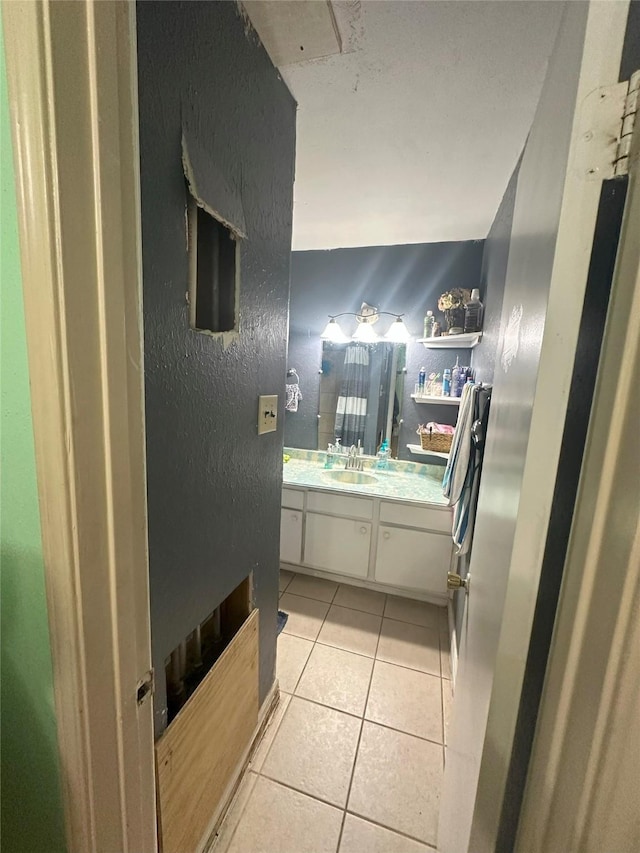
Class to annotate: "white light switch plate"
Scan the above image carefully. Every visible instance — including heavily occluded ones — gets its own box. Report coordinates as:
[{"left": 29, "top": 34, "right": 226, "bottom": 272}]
[{"left": 258, "top": 395, "right": 278, "bottom": 435}]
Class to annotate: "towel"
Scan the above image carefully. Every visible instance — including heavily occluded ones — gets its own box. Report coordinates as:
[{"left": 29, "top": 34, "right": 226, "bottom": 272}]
[
  {"left": 285, "top": 383, "right": 302, "bottom": 413},
  {"left": 443, "top": 383, "right": 489, "bottom": 556}
]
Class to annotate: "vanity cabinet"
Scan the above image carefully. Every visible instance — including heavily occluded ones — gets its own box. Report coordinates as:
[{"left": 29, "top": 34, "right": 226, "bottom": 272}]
[
  {"left": 304, "top": 513, "right": 371, "bottom": 578},
  {"left": 375, "top": 525, "right": 451, "bottom": 594},
  {"left": 280, "top": 509, "right": 303, "bottom": 565},
  {"left": 280, "top": 485, "right": 455, "bottom": 602}
]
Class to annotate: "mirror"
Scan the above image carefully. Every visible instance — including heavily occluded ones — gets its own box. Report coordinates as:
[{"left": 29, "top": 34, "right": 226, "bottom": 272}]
[{"left": 317, "top": 342, "right": 406, "bottom": 456}]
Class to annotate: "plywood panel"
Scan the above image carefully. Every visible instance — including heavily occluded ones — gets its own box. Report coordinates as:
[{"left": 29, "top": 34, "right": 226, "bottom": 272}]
[{"left": 156, "top": 610, "right": 259, "bottom": 853}]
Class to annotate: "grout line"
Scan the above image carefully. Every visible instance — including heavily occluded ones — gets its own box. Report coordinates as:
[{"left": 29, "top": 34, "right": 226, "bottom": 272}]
[
  {"left": 286, "top": 692, "right": 445, "bottom": 748},
  {"left": 334, "top": 602, "right": 384, "bottom": 852},
  {"left": 254, "top": 770, "right": 346, "bottom": 814},
  {"left": 344, "top": 808, "right": 438, "bottom": 850}
]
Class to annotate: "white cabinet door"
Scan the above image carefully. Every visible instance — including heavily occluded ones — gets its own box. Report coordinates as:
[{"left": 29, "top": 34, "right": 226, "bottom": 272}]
[
  {"left": 280, "top": 508, "right": 303, "bottom": 565},
  {"left": 304, "top": 513, "right": 371, "bottom": 578},
  {"left": 375, "top": 525, "right": 452, "bottom": 593}
]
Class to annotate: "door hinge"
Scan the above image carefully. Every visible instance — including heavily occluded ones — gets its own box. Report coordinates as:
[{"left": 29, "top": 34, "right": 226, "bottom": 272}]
[
  {"left": 614, "top": 69, "right": 640, "bottom": 176},
  {"left": 576, "top": 70, "right": 639, "bottom": 181},
  {"left": 136, "top": 669, "right": 154, "bottom": 705}
]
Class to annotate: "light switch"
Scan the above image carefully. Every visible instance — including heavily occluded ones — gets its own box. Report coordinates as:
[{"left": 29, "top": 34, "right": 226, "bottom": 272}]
[{"left": 258, "top": 395, "right": 278, "bottom": 435}]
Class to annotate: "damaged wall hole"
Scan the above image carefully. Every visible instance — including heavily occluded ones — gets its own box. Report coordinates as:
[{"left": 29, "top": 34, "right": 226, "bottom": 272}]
[
  {"left": 187, "top": 192, "right": 240, "bottom": 335},
  {"left": 164, "top": 573, "right": 253, "bottom": 725}
]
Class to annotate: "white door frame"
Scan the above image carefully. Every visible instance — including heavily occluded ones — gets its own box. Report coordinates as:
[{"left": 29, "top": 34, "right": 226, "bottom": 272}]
[
  {"left": 517, "top": 79, "right": 640, "bottom": 853},
  {"left": 2, "top": 2, "right": 156, "bottom": 851}
]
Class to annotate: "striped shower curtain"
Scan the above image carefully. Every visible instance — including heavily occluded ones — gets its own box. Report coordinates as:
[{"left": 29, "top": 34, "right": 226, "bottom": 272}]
[{"left": 334, "top": 343, "right": 370, "bottom": 446}]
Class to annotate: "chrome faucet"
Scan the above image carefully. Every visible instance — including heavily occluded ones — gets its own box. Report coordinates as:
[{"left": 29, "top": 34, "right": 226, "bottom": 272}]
[{"left": 345, "top": 445, "right": 364, "bottom": 471}]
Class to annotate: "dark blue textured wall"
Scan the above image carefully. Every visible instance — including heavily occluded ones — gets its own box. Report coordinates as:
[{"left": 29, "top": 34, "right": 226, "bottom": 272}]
[
  {"left": 285, "top": 242, "right": 485, "bottom": 459},
  {"left": 136, "top": 1, "right": 296, "bottom": 732}
]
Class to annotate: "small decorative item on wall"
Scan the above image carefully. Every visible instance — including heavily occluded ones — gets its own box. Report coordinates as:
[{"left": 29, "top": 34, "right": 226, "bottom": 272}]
[{"left": 438, "top": 288, "right": 471, "bottom": 335}]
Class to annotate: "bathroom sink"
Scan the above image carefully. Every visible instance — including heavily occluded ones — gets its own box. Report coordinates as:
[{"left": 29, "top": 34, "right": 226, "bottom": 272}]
[{"left": 324, "top": 470, "right": 378, "bottom": 485}]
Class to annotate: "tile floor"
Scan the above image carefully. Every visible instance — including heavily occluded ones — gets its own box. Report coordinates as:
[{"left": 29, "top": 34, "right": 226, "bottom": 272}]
[{"left": 213, "top": 571, "right": 453, "bottom": 853}]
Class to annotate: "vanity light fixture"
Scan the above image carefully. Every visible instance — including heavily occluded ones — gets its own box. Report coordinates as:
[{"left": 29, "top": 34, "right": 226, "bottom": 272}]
[{"left": 320, "top": 307, "right": 412, "bottom": 343}]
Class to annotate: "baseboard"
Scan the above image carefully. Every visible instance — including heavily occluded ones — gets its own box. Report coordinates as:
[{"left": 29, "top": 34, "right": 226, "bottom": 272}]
[
  {"left": 199, "top": 680, "right": 280, "bottom": 853},
  {"left": 281, "top": 561, "right": 448, "bottom": 607}
]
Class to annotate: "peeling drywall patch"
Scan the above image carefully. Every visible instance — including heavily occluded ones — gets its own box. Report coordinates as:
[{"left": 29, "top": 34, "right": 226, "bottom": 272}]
[{"left": 182, "top": 133, "right": 247, "bottom": 239}]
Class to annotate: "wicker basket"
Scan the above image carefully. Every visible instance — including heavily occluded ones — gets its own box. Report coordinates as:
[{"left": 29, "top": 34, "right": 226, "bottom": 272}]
[{"left": 420, "top": 429, "right": 453, "bottom": 453}]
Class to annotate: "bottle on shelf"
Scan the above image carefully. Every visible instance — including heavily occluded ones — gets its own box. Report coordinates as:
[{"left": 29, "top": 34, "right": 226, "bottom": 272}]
[
  {"left": 418, "top": 366, "right": 427, "bottom": 394},
  {"left": 452, "top": 357, "right": 461, "bottom": 398},
  {"left": 464, "top": 288, "right": 484, "bottom": 333},
  {"left": 443, "top": 368, "right": 452, "bottom": 397},
  {"left": 423, "top": 310, "right": 435, "bottom": 338}
]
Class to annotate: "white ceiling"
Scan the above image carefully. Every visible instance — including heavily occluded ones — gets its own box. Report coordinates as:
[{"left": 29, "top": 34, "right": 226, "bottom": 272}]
[{"left": 246, "top": 1, "right": 564, "bottom": 250}]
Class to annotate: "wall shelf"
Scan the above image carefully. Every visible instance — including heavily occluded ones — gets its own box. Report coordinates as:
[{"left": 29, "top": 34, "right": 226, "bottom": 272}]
[
  {"left": 410, "top": 394, "right": 461, "bottom": 406},
  {"left": 406, "top": 443, "right": 449, "bottom": 460},
  {"left": 417, "top": 332, "right": 482, "bottom": 349}
]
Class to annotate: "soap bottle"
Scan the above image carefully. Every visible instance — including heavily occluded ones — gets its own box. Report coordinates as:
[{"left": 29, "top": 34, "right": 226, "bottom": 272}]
[
  {"left": 464, "top": 288, "right": 484, "bottom": 333},
  {"left": 451, "top": 357, "right": 461, "bottom": 398},
  {"left": 443, "top": 368, "right": 452, "bottom": 396},
  {"left": 324, "top": 444, "right": 335, "bottom": 469},
  {"left": 376, "top": 439, "right": 390, "bottom": 471},
  {"left": 423, "top": 310, "right": 435, "bottom": 338}
]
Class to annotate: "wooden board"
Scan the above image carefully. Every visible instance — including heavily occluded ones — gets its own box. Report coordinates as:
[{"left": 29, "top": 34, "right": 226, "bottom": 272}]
[{"left": 155, "top": 609, "right": 259, "bottom": 853}]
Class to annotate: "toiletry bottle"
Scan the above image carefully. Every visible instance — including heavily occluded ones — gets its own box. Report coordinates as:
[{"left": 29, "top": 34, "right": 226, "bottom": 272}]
[
  {"left": 376, "top": 439, "right": 390, "bottom": 470},
  {"left": 443, "top": 368, "right": 452, "bottom": 396},
  {"left": 324, "top": 444, "right": 334, "bottom": 469},
  {"left": 418, "top": 366, "right": 426, "bottom": 394},
  {"left": 451, "top": 357, "right": 461, "bottom": 398},
  {"left": 464, "top": 288, "right": 484, "bottom": 333},
  {"left": 423, "top": 310, "right": 435, "bottom": 338}
]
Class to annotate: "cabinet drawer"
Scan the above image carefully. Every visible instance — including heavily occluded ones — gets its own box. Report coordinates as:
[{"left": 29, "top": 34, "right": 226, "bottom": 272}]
[
  {"left": 307, "top": 491, "right": 373, "bottom": 520},
  {"left": 375, "top": 525, "right": 452, "bottom": 594},
  {"left": 379, "top": 501, "right": 451, "bottom": 533},
  {"left": 304, "top": 513, "right": 371, "bottom": 578},
  {"left": 282, "top": 488, "right": 304, "bottom": 510},
  {"left": 280, "top": 508, "right": 303, "bottom": 565}
]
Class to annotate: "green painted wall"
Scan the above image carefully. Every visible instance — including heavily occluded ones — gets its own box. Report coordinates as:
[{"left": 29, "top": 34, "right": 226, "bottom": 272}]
[{"left": 0, "top": 20, "right": 67, "bottom": 853}]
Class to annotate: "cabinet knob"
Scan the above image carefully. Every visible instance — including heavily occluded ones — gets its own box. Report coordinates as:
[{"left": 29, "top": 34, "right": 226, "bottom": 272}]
[
  {"left": 291, "top": 514, "right": 298, "bottom": 521},
  {"left": 360, "top": 526, "right": 367, "bottom": 534},
  {"left": 383, "top": 531, "right": 391, "bottom": 540}
]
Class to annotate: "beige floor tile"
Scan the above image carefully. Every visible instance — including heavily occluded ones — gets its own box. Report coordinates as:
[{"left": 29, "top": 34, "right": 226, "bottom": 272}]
[
  {"left": 365, "top": 661, "right": 442, "bottom": 742},
  {"left": 250, "top": 692, "right": 292, "bottom": 773},
  {"left": 384, "top": 595, "right": 441, "bottom": 629},
  {"left": 334, "top": 584, "right": 386, "bottom": 616},
  {"left": 276, "top": 633, "right": 313, "bottom": 694},
  {"left": 348, "top": 721, "right": 443, "bottom": 846},
  {"left": 286, "top": 574, "right": 339, "bottom": 603},
  {"left": 295, "top": 644, "right": 374, "bottom": 716},
  {"left": 261, "top": 696, "right": 361, "bottom": 807},
  {"left": 438, "top": 604, "right": 450, "bottom": 635},
  {"left": 443, "top": 678, "right": 453, "bottom": 745},
  {"left": 279, "top": 569, "right": 295, "bottom": 592},
  {"left": 339, "top": 814, "right": 433, "bottom": 853},
  {"left": 226, "top": 775, "right": 343, "bottom": 853},
  {"left": 376, "top": 618, "right": 440, "bottom": 676},
  {"left": 317, "top": 605, "right": 382, "bottom": 658},
  {"left": 211, "top": 771, "right": 258, "bottom": 853},
  {"left": 280, "top": 592, "right": 330, "bottom": 641}
]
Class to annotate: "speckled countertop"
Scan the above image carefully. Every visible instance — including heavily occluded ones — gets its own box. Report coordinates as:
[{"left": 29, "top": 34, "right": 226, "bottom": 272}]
[{"left": 282, "top": 448, "right": 448, "bottom": 507}]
